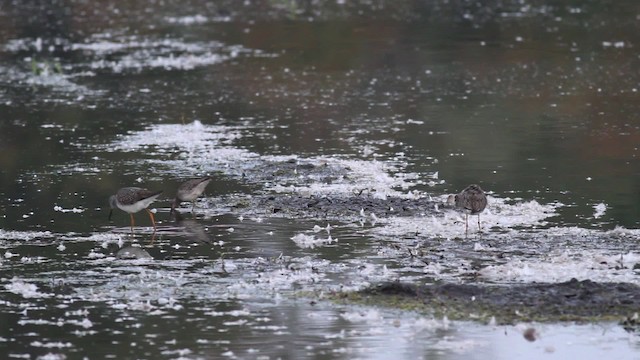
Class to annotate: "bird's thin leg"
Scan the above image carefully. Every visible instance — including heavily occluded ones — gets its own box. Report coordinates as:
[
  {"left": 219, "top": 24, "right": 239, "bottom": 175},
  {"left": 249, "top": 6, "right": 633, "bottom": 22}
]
[
  {"left": 129, "top": 213, "right": 135, "bottom": 233},
  {"left": 191, "top": 201, "right": 196, "bottom": 213},
  {"left": 477, "top": 214, "right": 482, "bottom": 231},
  {"left": 465, "top": 214, "right": 469, "bottom": 236},
  {"left": 149, "top": 231, "right": 157, "bottom": 245},
  {"left": 145, "top": 209, "right": 157, "bottom": 232}
]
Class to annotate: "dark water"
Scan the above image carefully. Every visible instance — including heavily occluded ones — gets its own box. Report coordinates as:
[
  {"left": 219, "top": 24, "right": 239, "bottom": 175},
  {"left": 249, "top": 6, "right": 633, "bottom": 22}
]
[{"left": 1, "top": 1, "right": 640, "bottom": 359}]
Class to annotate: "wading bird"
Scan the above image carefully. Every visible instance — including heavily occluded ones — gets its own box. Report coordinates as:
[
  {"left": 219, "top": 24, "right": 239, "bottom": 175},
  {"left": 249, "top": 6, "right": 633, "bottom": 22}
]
[
  {"left": 109, "top": 187, "right": 163, "bottom": 232},
  {"left": 170, "top": 176, "right": 212, "bottom": 214},
  {"left": 447, "top": 184, "right": 487, "bottom": 235}
]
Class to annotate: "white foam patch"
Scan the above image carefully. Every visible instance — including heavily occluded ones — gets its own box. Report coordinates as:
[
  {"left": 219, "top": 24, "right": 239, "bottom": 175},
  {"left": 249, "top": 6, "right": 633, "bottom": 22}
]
[
  {"left": 339, "top": 308, "right": 383, "bottom": 322},
  {"left": 374, "top": 196, "right": 560, "bottom": 239},
  {"left": 2, "top": 37, "right": 262, "bottom": 100},
  {"left": 29, "top": 341, "right": 73, "bottom": 348},
  {"left": 0, "top": 230, "right": 54, "bottom": 241},
  {"left": 24, "top": 72, "right": 93, "bottom": 94},
  {"left": 291, "top": 233, "right": 337, "bottom": 249},
  {"left": 109, "top": 121, "right": 245, "bottom": 154},
  {"left": 105, "top": 121, "right": 427, "bottom": 197},
  {"left": 165, "top": 15, "right": 210, "bottom": 24},
  {"left": 431, "top": 339, "right": 486, "bottom": 354},
  {"left": 5, "top": 278, "right": 53, "bottom": 298},
  {"left": 593, "top": 202, "right": 607, "bottom": 219},
  {"left": 535, "top": 225, "right": 640, "bottom": 238},
  {"left": 53, "top": 205, "right": 85, "bottom": 213},
  {"left": 70, "top": 37, "right": 254, "bottom": 72},
  {"left": 271, "top": 158, "right": 421, "bottom": 199},
  {"left": 480, "top": 251, "right": 640, "bottom": 284},
  {"left": 59, "top": 232, "right": 125, "bottom": 249},
  {"left": 89, "top": 52, "right": 228, "bottom": 72},
  {"left": 228, "top": 258, "right": 329, "bottom": 295}
]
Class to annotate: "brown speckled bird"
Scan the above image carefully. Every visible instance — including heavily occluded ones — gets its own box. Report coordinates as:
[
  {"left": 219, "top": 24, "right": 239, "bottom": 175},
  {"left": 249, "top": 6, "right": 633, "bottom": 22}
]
[
  {"left": 170, "top": 177, "right": 212, "bottom": 214},
  {"left": 447, "top": 184, "right": 487, "bottom": 235},
  {"left": 109, "top": 187, "right": 163, "bottom": 232}
]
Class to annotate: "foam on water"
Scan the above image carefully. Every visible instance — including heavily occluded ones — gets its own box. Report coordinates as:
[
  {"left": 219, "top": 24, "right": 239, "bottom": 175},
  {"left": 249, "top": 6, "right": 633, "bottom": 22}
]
[
  {"left": 291, "top": 233, "right": 338, "bottom": 249},
  {"left": 481, "top": 249, "right": 640, "bottom": 285},
  {"left": 0, "top": 229, "right": 54, "bottom": 241},
  {"left": 165, "top": 15, "right": 210, "bottom": 24},
  {"left": 5, "top": 278, "right": 53, "bottom": 299},
  {"left": 106, "top": 121, "right": 429, "bottom": 197},
  {"left": 271, "top": 157, "right": 420, "bottom": 199},
  {"left": 373, "top": 195, "right": 561, "bottom": 239},
  {"left": 70, "top": 35, "right": 258, "bottom": 73},
  {"left": 1, "top": 36, "right": 262, "bottom": 102},
  {"left": 367, "top": 194, "right": 640, "bottom": 284},
  {"left": 53, "top": 206, "right": 85, "bottom": 213},
  {"left": 593, "top": 202, "right": 607, "bottom": 219},
  {"left": 98, "top": 120, "right": 640, "bottom": 289}
]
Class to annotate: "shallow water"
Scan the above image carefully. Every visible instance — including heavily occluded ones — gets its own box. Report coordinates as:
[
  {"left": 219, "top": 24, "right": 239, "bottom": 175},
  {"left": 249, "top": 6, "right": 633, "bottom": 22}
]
[{"left": 1, "top": 1, "right": 640, "bottom": 359}]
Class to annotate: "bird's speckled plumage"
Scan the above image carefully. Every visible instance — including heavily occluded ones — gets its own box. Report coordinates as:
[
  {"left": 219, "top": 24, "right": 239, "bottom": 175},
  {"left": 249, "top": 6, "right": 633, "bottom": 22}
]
[
  {"left": 171, "top": 177, "right": 212, "bottom": 214},
  {"left": 108, "top": 187, "right": 162, "bottom": 232},
  {"left": 447, "top": 184, "right": 487, "bottom": 235}
]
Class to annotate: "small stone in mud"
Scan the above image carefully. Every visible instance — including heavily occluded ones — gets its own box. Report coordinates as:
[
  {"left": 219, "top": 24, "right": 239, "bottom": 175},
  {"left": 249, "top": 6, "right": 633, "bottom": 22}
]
[
  {"left": 621, "top": 313, "right": 639, "bottom": 333},
  {"left": 116, "top": 246, "right": 153, "bottom": 260},
  {"left": 523, "top": 327, "right": 537, "bottom": 342}
]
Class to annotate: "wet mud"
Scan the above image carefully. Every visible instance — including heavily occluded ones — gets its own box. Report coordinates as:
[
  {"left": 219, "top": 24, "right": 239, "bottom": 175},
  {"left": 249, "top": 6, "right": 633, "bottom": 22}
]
[
  {"left": 339, "top": 280, "right": 640, "bottom": 327},
  {"left": 252, "top": 193, "right": 440, "bottom": 220},
  {"left": 208, "top": 157, "right": 640, "bottom": 328},
  {"left": 208, "top": 157, "right": 441, "bottom": 219}
]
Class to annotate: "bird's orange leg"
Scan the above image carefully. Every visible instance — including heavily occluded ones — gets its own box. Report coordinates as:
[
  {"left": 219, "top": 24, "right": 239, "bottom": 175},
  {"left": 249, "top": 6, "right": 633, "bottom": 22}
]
[
  {"left": 145, "top": 208, "right": 157, "bottom": 232},
  {"left": 149, "top": 231, "right": 157, "bottom": 245},
  {"left": 129, "top": 213, "right": 135, "bottom": 233}
]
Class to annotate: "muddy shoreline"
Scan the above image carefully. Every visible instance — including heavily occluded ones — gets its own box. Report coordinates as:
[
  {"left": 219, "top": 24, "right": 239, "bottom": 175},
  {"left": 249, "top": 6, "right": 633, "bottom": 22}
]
[
  {"left": 329, "top": 279, "right": 640, "bottom": 329},
  {"left": 198, "top": 158, "right": 640, "bottom": 328}
]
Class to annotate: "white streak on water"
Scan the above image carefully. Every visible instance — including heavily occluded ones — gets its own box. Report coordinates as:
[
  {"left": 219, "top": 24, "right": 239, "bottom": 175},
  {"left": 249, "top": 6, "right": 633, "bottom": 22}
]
[
  {"left": 480, "top": 251, "right": 640, "bottom": 285},
  {"left": 106, "top": 121, "right": 429, "bottom": 198},
  {"left": 5, "top": 278, "right": 52, "bottom": 298},
  {"left": 593, "top": 202, "right": 607, "bottom": 219}
]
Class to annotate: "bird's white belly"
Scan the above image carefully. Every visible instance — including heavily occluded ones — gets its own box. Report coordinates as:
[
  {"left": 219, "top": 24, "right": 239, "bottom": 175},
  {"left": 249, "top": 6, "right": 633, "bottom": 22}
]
[
  {"left": 118, "top": 196, "right": 159, "bottom": 213},
  {"left": 180, "top": 181, "right": 211, "bottom": 201}
]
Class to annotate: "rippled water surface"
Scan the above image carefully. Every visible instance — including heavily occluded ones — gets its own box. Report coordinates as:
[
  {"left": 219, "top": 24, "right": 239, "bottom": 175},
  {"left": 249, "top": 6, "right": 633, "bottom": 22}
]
[{"left": 1, "top": 1, "right": 640, "bottom": 359}]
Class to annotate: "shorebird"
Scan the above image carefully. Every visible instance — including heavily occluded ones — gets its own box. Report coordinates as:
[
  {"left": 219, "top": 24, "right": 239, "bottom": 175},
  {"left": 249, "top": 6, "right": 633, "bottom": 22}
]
[
  {"left": 170, "top": 176, "right": 212, "bottom": 214},
  {"left": 447, "top": 184, "right": 487, "bottom": 235},
  {"left": 108, "top": 187, "right": 163, "bottom": 232}
]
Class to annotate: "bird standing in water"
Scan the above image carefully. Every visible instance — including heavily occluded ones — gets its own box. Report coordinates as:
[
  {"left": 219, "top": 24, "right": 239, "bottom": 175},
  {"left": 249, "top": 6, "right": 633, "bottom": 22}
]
[
  {"left": 109, "top": 187, "right": 163, "bottom": 232},
  {"left": 170, "top": 176, "right": 212, "bottom": 214},
  {"left": 447, "top": 184, "right": 487, "bottom": 235}
]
